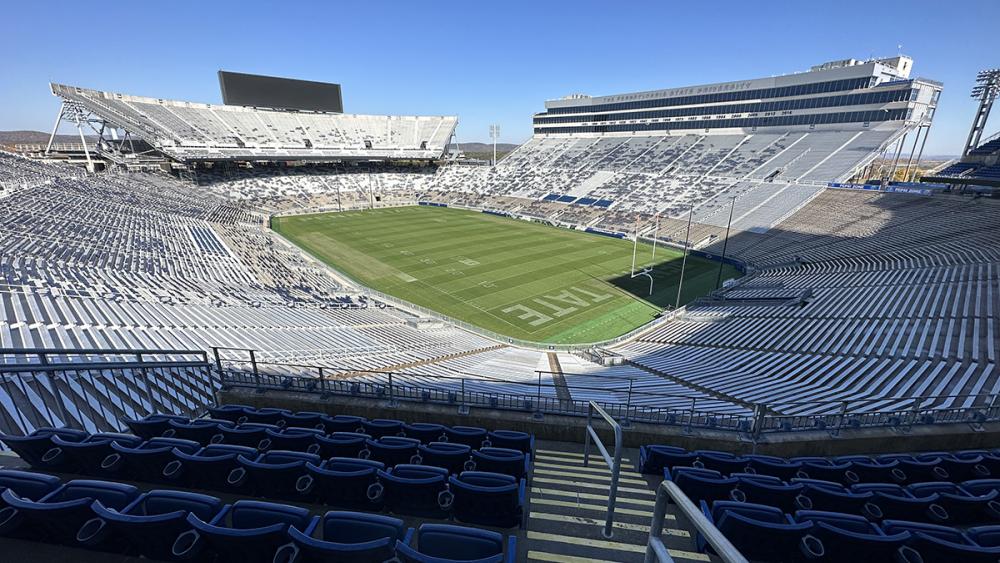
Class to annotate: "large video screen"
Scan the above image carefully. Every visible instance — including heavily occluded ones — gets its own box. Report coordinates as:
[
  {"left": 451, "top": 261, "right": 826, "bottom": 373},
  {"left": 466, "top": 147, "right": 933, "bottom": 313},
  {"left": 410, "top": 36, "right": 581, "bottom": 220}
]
[{"left": 218, "top": 71, "right": 343, "bottom": 113}]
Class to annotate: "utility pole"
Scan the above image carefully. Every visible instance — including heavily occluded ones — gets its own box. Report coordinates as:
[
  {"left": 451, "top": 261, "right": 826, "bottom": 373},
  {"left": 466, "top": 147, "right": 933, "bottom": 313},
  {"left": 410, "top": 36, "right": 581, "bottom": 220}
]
[{"left": 489, "top": 124, "right": 500, "bottom": 166}]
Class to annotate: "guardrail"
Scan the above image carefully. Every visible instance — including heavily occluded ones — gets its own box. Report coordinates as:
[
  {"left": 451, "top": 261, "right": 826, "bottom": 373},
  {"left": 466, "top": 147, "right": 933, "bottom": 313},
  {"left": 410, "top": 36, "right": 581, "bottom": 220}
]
[
  {"left": 645, "top": 479, "right": 747, "bottom": 563},
  {"left": 582, "top": 401, "right": 623, "bottom": 538}
]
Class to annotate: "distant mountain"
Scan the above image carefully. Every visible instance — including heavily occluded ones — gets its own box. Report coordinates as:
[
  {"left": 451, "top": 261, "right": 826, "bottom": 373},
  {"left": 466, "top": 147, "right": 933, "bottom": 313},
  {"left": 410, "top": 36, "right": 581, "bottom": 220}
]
[
  {"left": 456, "top": 142, "right": 518, "bottom": 153},
  {"left": 0, "top": 130, "right": 97, "bottom": 145}
]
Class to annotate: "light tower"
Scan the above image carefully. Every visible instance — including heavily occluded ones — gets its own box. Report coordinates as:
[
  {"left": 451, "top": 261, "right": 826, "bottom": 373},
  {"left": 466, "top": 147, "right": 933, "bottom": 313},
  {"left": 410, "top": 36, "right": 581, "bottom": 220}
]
[
  {"left": 489, "top": 124, "right": 500, "bottom": 166},
  {"left": 963, "top": 69, "right": 1000, "bottom": 156}
]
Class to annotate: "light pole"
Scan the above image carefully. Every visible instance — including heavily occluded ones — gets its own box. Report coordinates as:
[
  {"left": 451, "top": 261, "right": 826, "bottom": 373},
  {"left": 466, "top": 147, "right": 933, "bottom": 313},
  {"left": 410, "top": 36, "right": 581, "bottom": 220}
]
[
  {"left": 675, "top": 205, "right": 694, "bottom": 310},
  {"left": 489, "top": 124, "right": 500, "bottom": 166},
  {"left": 715, "top": 196, "right": 736, "bottom": 290}
]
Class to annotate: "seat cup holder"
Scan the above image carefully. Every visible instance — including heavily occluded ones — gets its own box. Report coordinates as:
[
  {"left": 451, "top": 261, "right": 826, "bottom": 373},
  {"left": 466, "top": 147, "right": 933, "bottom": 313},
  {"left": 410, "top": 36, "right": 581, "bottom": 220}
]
[
  {"left": 692, "top": 459, "right": 705, "bottom": 469},
  {"left": 367, "top": 482, "right": 384, "bottom": 502},
  {"left": 438, "top": 435, "right": 449, "bottom": 443},
  {"left": 410, "top": 455, "right": 423, "bottom": 465},
  {"left": 0, "top": 507, "right": 20, "bottom": 534},
  {"left": 974, "top": 464, "right": 991, "bottom": 478},
  {"left": 359, "top": 448, "right": 371, "bottom": 460},
  {"left": 227, "top": 467, "right": 247, "bottom": 487},
  {"left": 162, "top": 429, "right": 177, "bottom": 438},
  {"left": 927, "top": 503, "right": 949, "bottom": 523},
  {"left": 795, "top": 494, "right": 813, "bottom": 510},
  {"left": 481, "top": 440, "right": 492, "bottom": 449},
  {"left": 931, "top": 466, "right": 949, "bottom": 480},
  {"left": 395, "top": 431, "right": 407, "bottom": 437},
  {"left": 306, "top": 444, "right": 320, "bottom": 455},
  {"left": 800, "top": 534, "right": 825, "bottom": 559},
  {"left": 101, "top": 453, "right": 122, "bottom": 472},
  {"left": 272, "top": 542, "right": 300, "bottom": 563},
  {"left": 987, "top": 499, "right": 1000, "bottom": 519},
  {"left": 890, "top": 468, "right": 907, "bottom": 483},
  {"left": 438, "top": 490, "right": 454, "bottom": 510},
  {"left": 794, "top": 469, "right": 810, "bottom": 480},
  {"left": 896, "top": 545, "right": 924, "bottom": 563},
  {"left": 729, "top": 488, "right": 747, "bottom": 503},
  {"left": 209, "top": 434, "right": 224, "bottom": 444},
  {"left": 41, "top": 447, "right": 63, "bottom": 465},
  {"left": 295, "top": 474, "right": 314, "bottom": 495},
  {"left": 844, "top": 470, "right": 860, "bottom": 484},
  {"left": 163, "top": 460, "right": 183, "bottom": 480},
  {"left": 464, "top": 460, "right": 476, "bottom": 472},
  {"left": 743, "top": 466, "right": 756, "bottom": 474},
  {"left": 258, "top": 439, "right": 272, "bottom": 451},
  {"left": 76, "top": 517, "right": 107, "bottom": 545},
  {"left": 172, "top": 529, "right": 202, "bottom": 559},
  {"left": 862, "top": 502, "right": 884, "bottom": 520},
  {"left": 237, "top": 416, "right": 248, "bottom": 425}
]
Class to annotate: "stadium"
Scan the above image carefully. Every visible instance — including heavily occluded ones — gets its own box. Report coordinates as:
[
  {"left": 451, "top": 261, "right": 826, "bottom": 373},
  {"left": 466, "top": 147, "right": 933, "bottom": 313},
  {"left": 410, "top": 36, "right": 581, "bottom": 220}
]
[{"left": 2, "top": 9, "right": 1000, "bottom": 560}]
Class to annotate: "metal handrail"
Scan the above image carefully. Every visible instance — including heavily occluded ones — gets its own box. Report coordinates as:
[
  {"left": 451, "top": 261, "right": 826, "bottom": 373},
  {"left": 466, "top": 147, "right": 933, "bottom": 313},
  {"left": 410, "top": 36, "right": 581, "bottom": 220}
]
[
  {"left": 645, "top": 479, "right": 747, "bottom": 563},
  {"left": 582, "top": 401, "right": 623, "bottom": 538}
]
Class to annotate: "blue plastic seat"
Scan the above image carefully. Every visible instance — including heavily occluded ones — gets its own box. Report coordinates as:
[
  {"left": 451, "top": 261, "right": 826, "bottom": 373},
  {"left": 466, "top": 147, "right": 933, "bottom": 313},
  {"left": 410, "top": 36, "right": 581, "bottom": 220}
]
[
  {"left": 448, "top": 471, "right": 525, "bottom": 528},
  {"left": 704, "top": 500, "right": 824, "bottom": 561},
  {"left": 376, "top": 464, "right": 450, "bottom": 518},
  {"left": 442, "top": 426, "right": 488, "bottom": 449},
  {"left": 732, "top": 473, "right": 807, "bottom": 512},
  {"left": 361, "top": 418, "right": 404, "bottom": 439},
  {"left": 837, "top": 455, "right": 908, "bottom": 483},
  {"left": 0, "top": 470, "right": 61, "bottom": 509},
  {"left": 963, "top": 479, "right": 1000, "bottom": 496},
  {"left": 968, "top": 525, "right": 1000, "bottom": 547},
  {"left": 0, "top": 479, "right": 139, "bottom": 544},
  {"left": 920, "top": 451, "right": 992, "bottom": 480},
  {"left": 883, "top": 519, "right": 1000, "bottom": 563},
  {"left": 470, "top": 447, "right": 530, "bottom": 480},
  {"left": 278, "top": 411, "right": 326, "bottom": 430},
  {"left": 669, "top": 467, "right": 739, "bottom": 504},
  {"left": 260, "top": 427, "right": 324, "bottom": 454},
  {"left": 163, "top": 443, "right": 258, "bottom": 489},
  {"left": 878, "top": 454, "right": 950, "bottom": 483},
  {"left": 639, "top": 445, "right": 697, "bottom": 475},
  {"left": 174, "top": 499, "right": 316, "bottom": 563},
  {"left": 213, "top": 422, "right": 278, "bottom": 448},
  {"left": 793, "top": 478, "right": 882, "bottom": 519},
  {"left": 45, "top": 432, "right": 143, "bottom": 472},
  {"left": 123, "top": 414, "right": 189, "bottom": 440},
  {"left": 403, "top": 422, "right": 446, "bottom": 444},
  {"left": 319, "top": 414, "right": 366, "bottom": 434},
  {"left": 487, "top": 430, "right": 533, "bottom": 454},
  {"left": 364, "top": 436, "right": 421, "bottom": 467},
  {"left": 207, "top": 404, "right": 253, "bottom": 423},
  {"left": 103, "top": 437, "right": 201, "bottom": 483},
  {"left": 909, "top": 482, "right": 1000, "bottom": 524},
  {"left": 746, "top": 454, "right": 804, "bottom": 481},
  {"left": 230, "top": 450, "right": 320, "bottom": 499},
  {"left": 299, "top": 458, "right": 385, "bottom": 510},
  {"left": 418, "top": 442, "right": 472, "bottom": 474},
  {"left": 314, "top": 431, "right": 370, "bottom": 458},
  {"left": 280, "top": 511, "right": 412, "bottom": 563},
  {"left": 81, "top": 489, "right": 223, "bottom": 559},
  {"left": 396, "top": 523, "right": 515, "bottom": 563},
  {"left": 0, "top": 427, "right": 89, "bottom": 467},
  {"left": 794, "top": 510, "right": 918, "bottom": 562},
  {"left": 791, "top": 457, "right": 858, "bottom": 485},
  {"left": 693, "top": 449, "right": 751, "bottom": 475},
  {"left": 853, "top": 483, "right": 950, "bottom": 523},
  {"left": 239, "top": 407, "right": 291, "bottom": 427},
  {"left": 162, "top": 418, "right": 232, "bottom": 445}
]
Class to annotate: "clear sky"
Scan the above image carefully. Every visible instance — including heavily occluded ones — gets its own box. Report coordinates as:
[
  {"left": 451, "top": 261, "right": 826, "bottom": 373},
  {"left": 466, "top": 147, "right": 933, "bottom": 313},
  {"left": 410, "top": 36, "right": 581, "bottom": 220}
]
[{"left": 2, "top": 0, "right": 998, "bottom": 156}]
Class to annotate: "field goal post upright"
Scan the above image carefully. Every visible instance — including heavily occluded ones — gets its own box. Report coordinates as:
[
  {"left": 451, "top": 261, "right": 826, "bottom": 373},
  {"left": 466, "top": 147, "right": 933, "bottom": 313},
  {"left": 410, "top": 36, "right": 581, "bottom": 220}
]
[{"left": 630, "top": 213, "right": 659, "bottom": 296}]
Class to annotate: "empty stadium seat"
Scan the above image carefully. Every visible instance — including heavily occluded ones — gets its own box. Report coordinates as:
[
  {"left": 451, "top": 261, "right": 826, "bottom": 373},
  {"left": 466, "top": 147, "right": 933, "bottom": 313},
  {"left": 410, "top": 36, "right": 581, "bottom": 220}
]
[
  {"left": 883, "top": 519, "right": 1000, "bottom": 563},
  {"left": 208, "top": 404, "right": 253, "bottom": 423},
  {"left": 259, "top": 427, "right": 324, "bottom": 454},
  {"left": 361, "top": 419, "right": 405, "bottom": 439},
  {"left": 704, "top": 500, "right": 824, "bottom": 561},
  {"left": 487, "top": 430, "right": 534, "bottom": 454},
  {"left": 320, "top": 415, "right": 366, "bottom": 434},
  {"left": 853, "top": 483, "right": 950, "bottom": 523},
  {"left": 44, "top": 432, "right": 142, "bottom": 472},
  {"left": 396, "top": 523, "right": 515, "bottom": 563},
  {"left": 81, "top": 489, "right": 223, "bottom": 559},
  {"left": 280, "top": 511, "right": 412, "bottom": 563},
  {"left": 0, "top": 470, "right": 61, "bottom": 509},
  {"left": 639, "top": 444, "right": 698, "bottom": 475},
  {"left": 213, "top": 422, "right": 277, "bottom": 448},
  {"left": 123, "top": 414, "right": 189, "bottom": 440},
  {"left": 669, "top": 467, "right": 739, "bottom": 503},
  {"left": 298, "top": 457, "right": 385, "bottom": 509},
  {"left": 791, "top": 457, "right": 857, "bottom": 484},
  {"left": 363, "top": 436, "right": 421, "bottom": 467},
  {"left": 793, "top": 478, "right": 883, "bottom": 519},
  {"left": 278, "top": 411, "right": 326, "bottom": 430},
  {"left": 103, "top": 437, "right": 201, "bottom": 483},
  {"left": 174, "top": 499, "right": 315, "bottom": 563},
  {"left": 793, "top": 510, "right": 918, "bottom": 562},
  {"left": 314, "top": 431, "right": 370, "bottom": 458},
  {"left": 442, "top": 426, "right": 488, "bottom": 448},
  {"left": 229, "top": 450, "right": 320, "bottom": 500},
  {"left": 239, "top": 407, "right": 292, "bottom": 427},
  {"left": 163, "top": 443, "right": 258, "bottom": 489},
  {"left": 746, "top": 454, "right": 804, "bottom": 481},
  {"left": 162, "top": 418, "right": 233, "bottom": 445},
  {"left": 447, "top": 471, "right": 525, "bottom": 528},
  {"left": 0, "top": 427, "right": 89, "bottom": 467},
  {"left": 836, "top": 456, "right": 908, "bottom": 484},
  {"left": 470, "top": 447, "right": 530, "bottom": 480},
  {"left": 908, "top": 482, "right": 1000, "bottom": 524},
  {"left": 878, "top": 454, "right": 950, "bottom": 483},
  {"left": 731, "top": 473, "right": 808, "bottom": 512},
  {"left": 0, "top": 479, "right": 139, "bottom": 544},
  {"left": 693, "top": 450, "right": 751, "bottom": 474},
  {"left": 375, "top": 464, "right": 450, "bottom": 518},
  {"left": 417, "top": 442, "right": 472, "bottom": 474},
  {"left": 402, "top": 422, "right": 446, "bottom": 444}
]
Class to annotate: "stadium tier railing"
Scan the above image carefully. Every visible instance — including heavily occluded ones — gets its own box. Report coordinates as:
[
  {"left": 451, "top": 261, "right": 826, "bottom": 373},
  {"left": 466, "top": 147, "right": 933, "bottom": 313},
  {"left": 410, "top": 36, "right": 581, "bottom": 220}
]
[
  {"left": 212, "top": 347, "right": 1000, "bottom": 436},
  {"left": 0, "top": 347, "right": 217, "bottom": 439}
]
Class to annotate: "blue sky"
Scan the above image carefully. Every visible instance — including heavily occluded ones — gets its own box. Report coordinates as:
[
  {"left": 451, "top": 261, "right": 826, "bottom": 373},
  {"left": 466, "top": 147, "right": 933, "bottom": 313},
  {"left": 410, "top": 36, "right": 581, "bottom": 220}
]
[{"left": 1, "top": 0, "right": 997, "bottom": 155}]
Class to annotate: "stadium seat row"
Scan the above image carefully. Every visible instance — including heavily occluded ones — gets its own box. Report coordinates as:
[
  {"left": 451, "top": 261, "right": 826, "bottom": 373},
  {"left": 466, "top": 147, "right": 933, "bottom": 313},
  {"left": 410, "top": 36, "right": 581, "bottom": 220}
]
[
  {"left": 669, "top": 465, "right": 1000, "bottom": 526},
  {"left": 702, "top": 499, "right": 1000, "bottom": 563},
  {"left": 639, "top": 444, "right": 999, "bottom": 485},
  {"left": 0, "top": 469, "right": 516, "bottom": 562},
  {"left": 1, "top": 430, "right": 526, "bottom": 529}
]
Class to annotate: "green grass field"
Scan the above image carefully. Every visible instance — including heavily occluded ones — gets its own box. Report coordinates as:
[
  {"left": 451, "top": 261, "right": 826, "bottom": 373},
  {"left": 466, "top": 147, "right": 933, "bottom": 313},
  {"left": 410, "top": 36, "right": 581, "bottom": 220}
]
[{"left": 274, "top": 206, "right": 739, "bottom": 344}]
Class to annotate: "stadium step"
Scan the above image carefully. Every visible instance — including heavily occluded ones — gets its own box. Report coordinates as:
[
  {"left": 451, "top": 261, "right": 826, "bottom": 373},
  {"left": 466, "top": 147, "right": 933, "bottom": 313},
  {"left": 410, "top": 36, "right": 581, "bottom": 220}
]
[
  {"left": 322, "top": 343, "right": 508, "bottom": 379},
  {"left": 523, "top": 443, "right": 706, "bottom": 563},
  {"left": 546, "top": 353, "right": 574, "bottom": 408},
  {"left": 625, "top": 359, "right": 758, "bottom": 412}
]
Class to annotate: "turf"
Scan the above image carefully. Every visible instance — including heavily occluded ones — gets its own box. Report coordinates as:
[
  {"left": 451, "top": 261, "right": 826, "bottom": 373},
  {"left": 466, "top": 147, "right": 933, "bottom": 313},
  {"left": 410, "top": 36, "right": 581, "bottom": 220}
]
[{"left": 273, "top": 206, "right": 740, "bottom": 344}]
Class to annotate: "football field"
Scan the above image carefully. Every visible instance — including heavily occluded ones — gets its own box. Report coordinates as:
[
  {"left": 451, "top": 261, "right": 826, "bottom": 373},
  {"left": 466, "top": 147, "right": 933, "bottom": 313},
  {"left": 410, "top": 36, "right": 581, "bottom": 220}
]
[{"left": 273, "top": 206, "right": 739, "bottom": 344}]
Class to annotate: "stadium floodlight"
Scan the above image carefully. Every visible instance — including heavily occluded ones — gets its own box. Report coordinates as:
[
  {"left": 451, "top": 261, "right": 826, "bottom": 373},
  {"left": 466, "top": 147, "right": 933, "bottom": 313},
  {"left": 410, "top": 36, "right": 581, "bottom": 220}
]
[
  {"left": 964, "top": 69, "right": 1000, "bottom": 156},
  {"left": 489, "top": 124, "right": 501, "bottom": 166}
]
